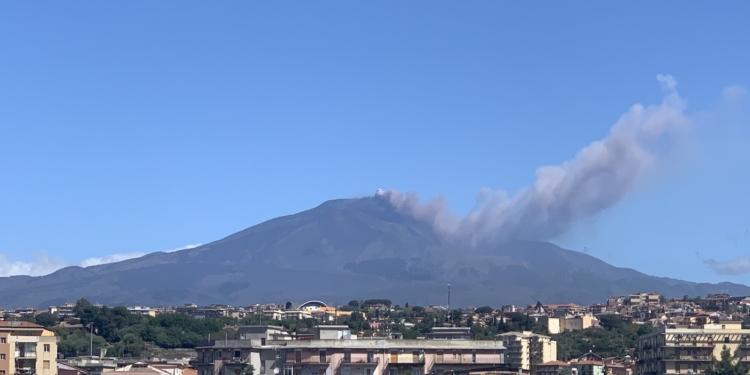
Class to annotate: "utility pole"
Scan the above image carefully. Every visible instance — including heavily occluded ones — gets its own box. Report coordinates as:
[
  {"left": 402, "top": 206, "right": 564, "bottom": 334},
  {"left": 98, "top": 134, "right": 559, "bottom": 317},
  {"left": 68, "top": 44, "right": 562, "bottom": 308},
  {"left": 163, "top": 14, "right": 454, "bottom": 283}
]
[
  {"left": 89, "top": 323, "right": 93, "bottom": 357},
  {"left": 447, "top": 284, "right": 452, "bottom": 326}
]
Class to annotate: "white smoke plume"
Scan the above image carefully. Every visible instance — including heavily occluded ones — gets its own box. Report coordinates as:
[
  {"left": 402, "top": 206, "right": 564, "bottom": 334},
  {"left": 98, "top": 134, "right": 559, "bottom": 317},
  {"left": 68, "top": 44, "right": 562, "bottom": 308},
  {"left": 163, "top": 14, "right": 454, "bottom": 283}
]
[{"left": 377, "top": 75, "right": 690, "bottom": 245}]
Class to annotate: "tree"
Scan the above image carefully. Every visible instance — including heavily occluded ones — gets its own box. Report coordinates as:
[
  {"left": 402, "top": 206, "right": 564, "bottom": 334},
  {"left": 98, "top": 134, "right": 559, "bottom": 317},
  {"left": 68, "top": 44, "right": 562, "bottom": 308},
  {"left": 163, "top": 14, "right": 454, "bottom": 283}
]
[
  {"left": 241, "top": 365, "right": 255, "bottom": 375},
  {"left": 705, "top": 346, "right": 748, "bottom": 375},
  {"left": 347, "top": 300, "right": 360, "bottom": 309},
  {"left": 475, "top": 306, "right": 494, "bottom": 314},
  {"left": 35, "top": 312, "right": 59, "bottom": 328}
]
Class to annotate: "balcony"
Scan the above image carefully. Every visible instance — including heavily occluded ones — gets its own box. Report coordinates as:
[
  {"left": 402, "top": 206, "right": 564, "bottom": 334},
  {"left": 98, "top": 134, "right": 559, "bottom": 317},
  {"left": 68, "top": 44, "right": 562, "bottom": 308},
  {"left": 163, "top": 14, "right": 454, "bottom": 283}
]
[
  {"left": 435, "top": 356, "right": 464, "bottom": 365},
  {"left": 664, "top": 355, "right": 712, "bottom": 361},
  {"left": 15, "top": 352, "right": 36, "bottom": 359},
  {"left": 665, "top": 343, "right": 715, "bottom": 348},
  {"left": 189, "top": 358, "right": 213, "bottom": 366},
  {"left": 225, "top": 358, "right": 251, "bottom": 365},
  {"left": 390, "top": 353, "right": 425, "bottom": 364},
  {"left": 285, "top": 357, "right": 332, "bottom": 366},
  {"left": 343, "top": 358, "right": 380, "bottom": 366}
]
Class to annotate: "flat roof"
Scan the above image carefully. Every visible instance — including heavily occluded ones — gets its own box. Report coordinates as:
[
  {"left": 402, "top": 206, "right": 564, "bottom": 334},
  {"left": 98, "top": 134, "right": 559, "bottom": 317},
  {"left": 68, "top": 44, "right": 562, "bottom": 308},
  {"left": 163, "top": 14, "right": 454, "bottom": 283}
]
[{"left": 275, "top": 339, "right": 505, "bottom": 350}]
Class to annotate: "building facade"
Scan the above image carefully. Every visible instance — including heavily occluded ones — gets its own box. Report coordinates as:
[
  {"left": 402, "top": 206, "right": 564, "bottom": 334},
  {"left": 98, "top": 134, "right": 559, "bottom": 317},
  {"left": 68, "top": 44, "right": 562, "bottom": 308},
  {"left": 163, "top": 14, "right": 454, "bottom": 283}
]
[
  {"left": 636, "top": 321, "right": 750, "bottom": 375},
  {"left": 497, "top": 332, "right": 557, "bottom": 371},
  {"left": 0, "top": 321, "right": 58, "bottom": 375},
  {"left": 192, "top": 326, "right": 507, "bottom": 375}
]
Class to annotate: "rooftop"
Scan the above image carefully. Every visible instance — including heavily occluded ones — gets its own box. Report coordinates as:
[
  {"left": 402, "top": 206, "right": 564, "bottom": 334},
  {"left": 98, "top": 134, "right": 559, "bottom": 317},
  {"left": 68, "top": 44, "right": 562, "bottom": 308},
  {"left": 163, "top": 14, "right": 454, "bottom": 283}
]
[{"left": 0, "top": 321, "right": 44, "bottom": 329}]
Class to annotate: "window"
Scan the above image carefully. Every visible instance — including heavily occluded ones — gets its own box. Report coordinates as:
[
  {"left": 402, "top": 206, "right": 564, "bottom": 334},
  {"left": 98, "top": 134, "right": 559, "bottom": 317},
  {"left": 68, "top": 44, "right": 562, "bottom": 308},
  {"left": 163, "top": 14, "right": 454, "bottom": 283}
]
[
  {"left": 389, "top": 369, "right": 398, "bottom": 375},
  {"left": 234, "top": 350, "right": 241, "bottom": 358},
  {"left": 0, "top": 354, "right": 5, "bottom": 360},
  {"left": 343, "top": 351, "right": 351, "bottom": 363},
  {"left": 44, "top": 360, "right": 50, "bottom": 370},
  {"left": 218, "top": 350, "right": 223, "bottom": 358},
  {"left": 284, "top": 366, "right": 294, "bottom": 375},
  {"left": 365, "top": 369, "right": 372, "bottom": 375},
  {"left": 412, "top": 368, "right": 421, "bottom": 375},
  {"left": 0, "top": 338, "right": 5, "bottom": 343},
  {"left": 44, "top": 344, "right": 51, "bottom": 352},
  {"left": 472, "top": 350, "right": 477, "bottom": 363},
  {"left": 1, "top": 370, "right": 5, "bottom": 374}
]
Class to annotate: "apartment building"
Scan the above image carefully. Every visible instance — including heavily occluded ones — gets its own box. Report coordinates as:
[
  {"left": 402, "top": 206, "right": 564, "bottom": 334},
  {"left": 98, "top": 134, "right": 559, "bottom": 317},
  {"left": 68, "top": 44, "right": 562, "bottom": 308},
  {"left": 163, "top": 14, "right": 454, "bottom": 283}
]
[
  {"left": 192, "top": 326, "right": 507, "bottom": 375},
  {"left": 127, "top": 307, "right": 157, "bottom": 317},
  {"left": 636, "top": 320, "right": 750, "bottom": 375},
  {"left": 0, "top": 321, "right": 58, "bottom": 375},
  {"left": 625, "top": 293, "right": 660, "bottom": 306},
  {"left": 497, "top": 332, "right": 556, "bottom": 371}
]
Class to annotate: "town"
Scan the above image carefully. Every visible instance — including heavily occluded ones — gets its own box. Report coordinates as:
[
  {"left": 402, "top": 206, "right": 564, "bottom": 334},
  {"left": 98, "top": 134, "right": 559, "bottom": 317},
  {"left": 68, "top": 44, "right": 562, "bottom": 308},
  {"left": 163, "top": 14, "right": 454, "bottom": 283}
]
[{"left": 2, "top": 292, "right": 749, "bottom": 375}]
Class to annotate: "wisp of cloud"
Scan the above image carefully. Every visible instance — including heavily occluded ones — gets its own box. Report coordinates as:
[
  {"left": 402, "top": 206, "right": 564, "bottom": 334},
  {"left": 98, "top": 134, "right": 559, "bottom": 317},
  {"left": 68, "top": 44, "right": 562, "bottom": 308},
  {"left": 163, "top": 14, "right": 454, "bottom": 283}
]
[{"left": 377, "top": 75, "right": 691, "bottom": 245}]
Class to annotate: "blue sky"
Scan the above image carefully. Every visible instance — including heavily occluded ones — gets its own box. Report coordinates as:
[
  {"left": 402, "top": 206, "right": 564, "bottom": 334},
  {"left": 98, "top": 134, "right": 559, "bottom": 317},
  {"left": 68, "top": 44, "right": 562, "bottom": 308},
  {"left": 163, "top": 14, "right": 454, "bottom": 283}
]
[{"left": 1, "top": 2, "right": 749, "bottom": 283}]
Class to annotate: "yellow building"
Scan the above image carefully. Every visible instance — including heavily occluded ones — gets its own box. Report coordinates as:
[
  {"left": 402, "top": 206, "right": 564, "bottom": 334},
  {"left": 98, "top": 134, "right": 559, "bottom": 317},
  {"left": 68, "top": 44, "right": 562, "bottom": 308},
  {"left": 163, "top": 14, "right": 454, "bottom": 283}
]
[
  {"left": 497, "top": 331, "right": 557, "bottom": 371},
  {"left": 0, "top": 321, "right": 58, "bottom": 375},
  {"left": 637, "top": 321, "right": 749, "bottom": 375}
]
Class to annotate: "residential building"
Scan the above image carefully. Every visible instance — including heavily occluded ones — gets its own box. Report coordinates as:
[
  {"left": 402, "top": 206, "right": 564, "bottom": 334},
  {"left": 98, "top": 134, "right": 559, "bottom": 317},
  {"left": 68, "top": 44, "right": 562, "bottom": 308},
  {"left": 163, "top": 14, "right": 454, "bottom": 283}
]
[
  {"left": 58, "top": 362, "right": 89, "bottom": 375},
  {"left": 636, "top": 320, "right": 750, "bottom": 375},
  {"left": 536, "top": 317, "right": 563, "bottom": 335},
  {"left": 565, "top": 315, "right": 593, "bottom": 332},
  {"left": 699, "top": 294, "right": 731, "bottom": 310},
  {"left": 535, "top": 361, "right": 569, "bottom": 375},
  {"left": 50, "top": 303, "right": 77, "bottom": 317},
  {"left": 497, "top": 331, "right": 557, "bottom": 371},
  {"left": 261, "top": 310, "right": 284, "bottom": 321},
  {"left": 127, "top": 307, "right": 157, "bottom": 317},
  {"left": 571, "top": 361, "right": 605, "bottom": 375},
  {"left": 192, "top": 326, "right": 507, "bottom": 375},
  {"left": 102, "top": 362, "right": 187, "bottom": 375},
  {"left": 0, "top": 321, "right": 58, "bottom": 375},
  {"left": 62, "top": 358, "right": 118, "bottom": 375}
]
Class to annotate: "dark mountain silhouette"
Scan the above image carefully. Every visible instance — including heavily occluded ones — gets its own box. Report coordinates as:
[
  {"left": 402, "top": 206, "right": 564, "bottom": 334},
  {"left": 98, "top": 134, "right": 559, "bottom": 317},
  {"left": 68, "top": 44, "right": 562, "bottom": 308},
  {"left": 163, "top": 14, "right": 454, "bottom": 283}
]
[{"left": 1, "top": 196, "right": 747, "bottom": 309}]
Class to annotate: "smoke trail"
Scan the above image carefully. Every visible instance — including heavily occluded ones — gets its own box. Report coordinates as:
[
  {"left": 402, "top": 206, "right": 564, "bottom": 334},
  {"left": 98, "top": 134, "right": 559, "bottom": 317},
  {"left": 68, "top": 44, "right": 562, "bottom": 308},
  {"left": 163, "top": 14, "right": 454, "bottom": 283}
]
[{"left": 377, "top": 75, "right": 690, "bottom": 245}]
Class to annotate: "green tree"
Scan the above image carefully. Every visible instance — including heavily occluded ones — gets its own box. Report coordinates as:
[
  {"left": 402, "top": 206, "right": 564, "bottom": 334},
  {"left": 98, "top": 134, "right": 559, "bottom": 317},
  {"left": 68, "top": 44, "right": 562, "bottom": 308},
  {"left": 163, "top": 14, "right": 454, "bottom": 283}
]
[
  {"left": 35, "top": 312, "right": 59, "bottom": 328},
  {"left": 347, "top": 300, "right": 360, "bottom": 309},
  {"left": 475, "top": 306, "right": 494, "bottom": 314},
  {"left": 705, "top": 346, "right": 748, "bottom": 375},
  {"left": 241, "top": 365, "right": 256, "bottom": 375}
]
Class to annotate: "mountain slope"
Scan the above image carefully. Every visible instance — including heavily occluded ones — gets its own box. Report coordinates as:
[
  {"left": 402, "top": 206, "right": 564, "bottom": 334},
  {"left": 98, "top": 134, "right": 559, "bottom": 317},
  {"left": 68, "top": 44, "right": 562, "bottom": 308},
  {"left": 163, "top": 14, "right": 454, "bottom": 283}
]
[{"left": 1, "top": 196, "right": 747, "bottom": 308}]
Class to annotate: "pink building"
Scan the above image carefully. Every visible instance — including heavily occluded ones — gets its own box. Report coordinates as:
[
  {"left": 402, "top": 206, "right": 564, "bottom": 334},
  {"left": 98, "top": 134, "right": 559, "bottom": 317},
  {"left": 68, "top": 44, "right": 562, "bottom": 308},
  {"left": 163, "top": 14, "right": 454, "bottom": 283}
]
[{"left": 193, "top": 326, "right": 508, "bottom": 375}]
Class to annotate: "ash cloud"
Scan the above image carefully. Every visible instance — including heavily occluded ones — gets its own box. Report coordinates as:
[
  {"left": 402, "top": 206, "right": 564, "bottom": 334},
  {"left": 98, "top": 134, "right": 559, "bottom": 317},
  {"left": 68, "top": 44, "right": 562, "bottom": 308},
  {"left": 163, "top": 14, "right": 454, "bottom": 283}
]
[
  {"left": 377, "top": 75, "right": 690, "bottom": 245},
  {"left": 703, "top": 258, "right": 750, "bottom": 276}
]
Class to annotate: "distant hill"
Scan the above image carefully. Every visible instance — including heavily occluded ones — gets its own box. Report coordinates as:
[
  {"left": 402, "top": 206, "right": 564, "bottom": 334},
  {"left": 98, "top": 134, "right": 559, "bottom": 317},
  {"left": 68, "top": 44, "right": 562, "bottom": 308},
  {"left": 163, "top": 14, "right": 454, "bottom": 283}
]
[{"left": 1, "top": 196, "right": 748, "bottom": 309}]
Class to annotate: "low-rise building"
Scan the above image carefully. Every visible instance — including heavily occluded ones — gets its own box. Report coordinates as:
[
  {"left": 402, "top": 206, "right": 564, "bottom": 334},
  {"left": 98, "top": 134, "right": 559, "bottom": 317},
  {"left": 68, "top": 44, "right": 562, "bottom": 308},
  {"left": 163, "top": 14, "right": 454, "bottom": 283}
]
[
  {"left": 535, "top": 361, "right": 569, "bottom": 375},
  {"left": 128, "top": 306, "right": 157, "bottom": 317}
]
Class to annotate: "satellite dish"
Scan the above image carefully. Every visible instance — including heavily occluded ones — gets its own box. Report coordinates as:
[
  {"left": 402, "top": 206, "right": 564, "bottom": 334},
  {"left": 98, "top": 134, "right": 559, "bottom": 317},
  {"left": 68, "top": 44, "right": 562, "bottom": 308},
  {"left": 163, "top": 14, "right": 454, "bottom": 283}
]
[{"left": 274, "top": 369, "right": 280, "bottom": 374}]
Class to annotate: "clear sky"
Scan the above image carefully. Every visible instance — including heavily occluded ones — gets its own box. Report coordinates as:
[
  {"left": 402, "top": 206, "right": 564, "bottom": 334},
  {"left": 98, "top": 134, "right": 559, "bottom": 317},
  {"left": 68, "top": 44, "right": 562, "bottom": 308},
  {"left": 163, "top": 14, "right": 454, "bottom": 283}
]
[{"left": 1, "top": 2, "right": 749, "bottom": 283}]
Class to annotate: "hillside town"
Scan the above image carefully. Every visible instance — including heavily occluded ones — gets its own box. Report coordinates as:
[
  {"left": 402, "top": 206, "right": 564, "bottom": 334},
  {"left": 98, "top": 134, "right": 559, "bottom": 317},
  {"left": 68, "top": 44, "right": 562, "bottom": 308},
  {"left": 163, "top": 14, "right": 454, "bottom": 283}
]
[{"left": 2, "top": 292, "right": 750, "bottom": 375}]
